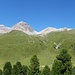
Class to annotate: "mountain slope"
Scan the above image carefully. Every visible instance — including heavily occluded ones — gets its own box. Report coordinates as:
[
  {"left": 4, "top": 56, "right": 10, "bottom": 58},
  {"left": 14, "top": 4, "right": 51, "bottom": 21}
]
[{"left": 0, "top": 30, "right": 75, "bottom": 68}]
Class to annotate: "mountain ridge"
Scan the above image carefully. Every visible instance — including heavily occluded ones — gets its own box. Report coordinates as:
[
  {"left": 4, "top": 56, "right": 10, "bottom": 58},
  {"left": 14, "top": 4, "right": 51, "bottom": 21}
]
[{"left": 0, "top": 21, "right": 72, "bottom": 35}]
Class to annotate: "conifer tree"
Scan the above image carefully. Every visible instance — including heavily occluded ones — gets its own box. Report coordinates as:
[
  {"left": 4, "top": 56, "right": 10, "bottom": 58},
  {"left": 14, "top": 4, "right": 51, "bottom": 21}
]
[
  {"left": 29, "top": 55, "right": 40, "bottom": 75},
  {"left": 22, "top": 65, "right": 28, "bottom": 75},
  {"left": 3, "top": 62, "right": 12, "bottom": 75},
  {"left": 12, "top": 62, "right": 22, "bottom": 75},
  {"left": 52, "top": 49, "right": 72, "bottom": 75},
  {"left": 16, "top": 62, "right": 22, "bottom": 74},
  {"left": 42, "top": 65, "right": 50, "bottom": 75},
  {"left": 12, "top": 65, "right": 18, "bottom": 75}
]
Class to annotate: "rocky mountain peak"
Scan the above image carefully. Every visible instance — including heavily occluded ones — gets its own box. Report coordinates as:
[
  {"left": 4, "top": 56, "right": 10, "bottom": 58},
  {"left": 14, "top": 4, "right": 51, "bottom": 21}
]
[{"left": 12, "top": 21, "right": 37, "bottom": 35}]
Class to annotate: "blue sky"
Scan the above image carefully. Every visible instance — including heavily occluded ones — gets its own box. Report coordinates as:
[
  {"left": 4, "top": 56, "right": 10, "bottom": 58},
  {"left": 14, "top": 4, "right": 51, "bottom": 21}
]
[{"left": 0, "top": 0, "right": 75, "bottom": 31}]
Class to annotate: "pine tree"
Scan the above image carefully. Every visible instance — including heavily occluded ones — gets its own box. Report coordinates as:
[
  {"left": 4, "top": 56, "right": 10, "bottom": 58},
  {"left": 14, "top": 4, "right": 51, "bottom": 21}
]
[
  {"left": 22, "top": 65, "right": 28, "bottom": 75},
  {"left": 16, "top": 61, "right": 22, "bottom": 74},
  {"left": 12, "top": 65, "right": 18, "bottom": 75},
  {"left": 12, "top": 62, "right": 22, "bottom": 75},
  {"left": 29, "top": 55, "right": 40, "bottom": 75},
  {"left": 51, "top": 60, "right": 62, "bottom": 75},
  {"left": 42, "top": 65, "right": 50, "bottom": 75},
  {"left": 51, "top": 49, "right": 72, "bottom": 75},
  {"left": 3, "top": 62, "right": 12, "bottom": 75}
]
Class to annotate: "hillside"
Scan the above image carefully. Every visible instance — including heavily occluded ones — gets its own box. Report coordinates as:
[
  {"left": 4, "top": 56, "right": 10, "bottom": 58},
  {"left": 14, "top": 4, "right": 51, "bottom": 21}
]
[{"left": 0, "top": 30, "right": 75, "bottom": 68}]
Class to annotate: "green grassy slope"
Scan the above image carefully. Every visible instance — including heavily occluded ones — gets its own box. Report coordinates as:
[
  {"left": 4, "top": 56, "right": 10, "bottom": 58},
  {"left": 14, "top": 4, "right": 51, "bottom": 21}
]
[{"left": 0, "top": 30, "right": 75, "bottom": 69}]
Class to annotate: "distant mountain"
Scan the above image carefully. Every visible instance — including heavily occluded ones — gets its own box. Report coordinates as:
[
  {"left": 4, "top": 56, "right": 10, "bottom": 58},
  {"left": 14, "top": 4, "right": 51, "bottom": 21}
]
[
  {"left": 12, "top": 21, "right": 37, "bottom": 35},
  {"left": 0, "top": 25, "right": 11, "bottom": 33},
  {"left": 0, "top": 21, "right": 72, "bottom": 35},
  {"left": 38, "top": 27, "right": 72, "bottom": 35}
]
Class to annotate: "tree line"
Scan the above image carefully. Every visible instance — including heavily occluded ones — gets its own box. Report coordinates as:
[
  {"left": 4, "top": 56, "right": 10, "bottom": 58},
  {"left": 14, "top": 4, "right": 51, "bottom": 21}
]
[{"left": 0, "top": 49, "right": 75, "bottom": 75}]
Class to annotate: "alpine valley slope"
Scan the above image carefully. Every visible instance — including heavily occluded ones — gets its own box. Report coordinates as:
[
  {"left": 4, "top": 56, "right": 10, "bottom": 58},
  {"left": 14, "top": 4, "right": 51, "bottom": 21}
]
[{"left": 0, "top": 21, "right": 75, "bottom": 69}]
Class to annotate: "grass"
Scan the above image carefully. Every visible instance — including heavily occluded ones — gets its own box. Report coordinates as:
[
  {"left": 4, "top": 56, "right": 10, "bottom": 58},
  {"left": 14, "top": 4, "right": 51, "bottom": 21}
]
[{"left": 0, "top": 30, "right": 75, "bottom": 69}]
